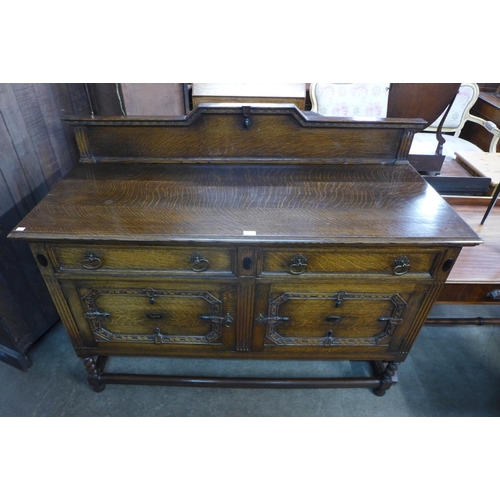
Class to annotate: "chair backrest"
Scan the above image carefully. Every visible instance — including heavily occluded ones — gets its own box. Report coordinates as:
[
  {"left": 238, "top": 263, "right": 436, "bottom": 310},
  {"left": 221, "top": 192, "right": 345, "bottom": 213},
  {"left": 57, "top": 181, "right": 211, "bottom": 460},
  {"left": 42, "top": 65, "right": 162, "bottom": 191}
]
[
  {"left": 310, "top": 83, "right": 390, "bottom": 118},
  {"left": 426, "top": 83, "right": 479, "bottom": 135}
]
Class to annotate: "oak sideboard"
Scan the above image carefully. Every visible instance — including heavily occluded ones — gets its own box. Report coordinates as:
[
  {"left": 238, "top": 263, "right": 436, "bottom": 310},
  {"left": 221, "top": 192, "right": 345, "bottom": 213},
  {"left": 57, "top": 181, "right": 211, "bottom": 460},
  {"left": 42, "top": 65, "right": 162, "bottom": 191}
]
[{"left": 9, "top": 104, "right": 481, "bottom": 395}]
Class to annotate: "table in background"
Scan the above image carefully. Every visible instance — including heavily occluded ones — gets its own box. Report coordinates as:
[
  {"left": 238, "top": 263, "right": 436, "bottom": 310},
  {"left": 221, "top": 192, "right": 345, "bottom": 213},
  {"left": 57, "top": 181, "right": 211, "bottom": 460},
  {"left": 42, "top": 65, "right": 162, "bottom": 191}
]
[{"left": 430, "top": 196, "right": 500, "bottom": 325}]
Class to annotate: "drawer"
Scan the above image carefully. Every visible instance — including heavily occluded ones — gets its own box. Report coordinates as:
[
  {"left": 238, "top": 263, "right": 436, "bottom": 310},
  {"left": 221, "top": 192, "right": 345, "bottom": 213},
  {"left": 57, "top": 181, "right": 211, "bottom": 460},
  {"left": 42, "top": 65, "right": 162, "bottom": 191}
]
[
  {"left": 50, "top": 244, "right": 235, "bottom": 276},
  {"left": 258, "top": 248, "right": 440, "bottom": 277},
  {"left": 64, "top": 280, "right": 237, "bottom": 351}
]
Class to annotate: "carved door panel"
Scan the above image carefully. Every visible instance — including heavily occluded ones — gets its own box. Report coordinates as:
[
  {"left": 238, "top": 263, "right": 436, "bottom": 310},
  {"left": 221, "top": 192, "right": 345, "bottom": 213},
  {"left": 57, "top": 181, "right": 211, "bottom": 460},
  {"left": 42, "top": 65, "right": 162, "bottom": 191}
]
[
  {"left": 253, "top": 282, "right": 429, "bottom": 358},
  {"left": 61, "top": 280, "right": 237, "bottom": 352}
]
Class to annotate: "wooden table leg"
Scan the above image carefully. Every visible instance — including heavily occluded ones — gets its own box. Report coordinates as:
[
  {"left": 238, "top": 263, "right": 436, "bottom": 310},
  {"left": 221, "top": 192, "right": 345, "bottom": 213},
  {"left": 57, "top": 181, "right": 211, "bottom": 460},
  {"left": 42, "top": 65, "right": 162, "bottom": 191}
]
[
  {"left": 481, "top": 182, "right": 500, "bottom": 224},
  {"left": 372, "top": 361, "right": 399, "bottom": 397},
  {"left": 83, "top": 356, "right": 107, "bottom": 393}
]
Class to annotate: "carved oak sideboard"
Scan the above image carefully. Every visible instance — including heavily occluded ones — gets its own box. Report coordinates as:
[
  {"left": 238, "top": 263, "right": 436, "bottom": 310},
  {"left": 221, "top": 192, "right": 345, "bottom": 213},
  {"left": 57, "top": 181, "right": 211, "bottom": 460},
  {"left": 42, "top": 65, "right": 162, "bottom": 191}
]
[{"left": 8, "top": 104, "right": 481, "bottom": 395}]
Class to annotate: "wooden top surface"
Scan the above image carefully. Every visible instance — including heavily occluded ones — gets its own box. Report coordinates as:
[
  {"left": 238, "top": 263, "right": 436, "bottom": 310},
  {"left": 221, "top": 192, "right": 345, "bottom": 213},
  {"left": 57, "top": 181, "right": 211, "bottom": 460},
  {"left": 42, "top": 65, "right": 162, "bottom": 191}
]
[
  {"left": 444, "top": 196, "right": 500, "bottom": 283},
  {"left": 10, "top": 162, "right": 481, "bottom": 246},
  {"left": 455, "top": 152, "right": 500, "bottom": 185}
]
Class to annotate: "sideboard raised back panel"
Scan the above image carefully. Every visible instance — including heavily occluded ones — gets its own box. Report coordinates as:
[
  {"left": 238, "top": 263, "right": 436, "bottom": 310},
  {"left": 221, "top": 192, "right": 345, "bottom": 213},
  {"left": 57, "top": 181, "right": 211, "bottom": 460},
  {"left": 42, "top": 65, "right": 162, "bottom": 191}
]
[
  {"left": 9, "top": 104, "right": 481, "bottom": 395},
  {"left": 66, "top": 104, "right": 424, "bottom": 164}
]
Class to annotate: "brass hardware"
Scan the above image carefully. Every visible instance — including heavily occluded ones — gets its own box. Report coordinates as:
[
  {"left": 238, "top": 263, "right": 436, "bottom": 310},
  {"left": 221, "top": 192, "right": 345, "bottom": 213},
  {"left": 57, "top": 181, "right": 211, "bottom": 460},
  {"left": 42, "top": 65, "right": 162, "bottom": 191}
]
[
  {"left": 393, "top": 255, "right": 410, "bottom": 275},
  {"left": 84, "top": 311, "right": 110, "bottom": 319},
  {"left": 144, "top": 287, "right": 156, "bottom": 304},
  {"left": 487, "top": 290, "right": 500, "bottom": 300},
  {"left": 289, "top": 254, "right": 308, "bottom": 275},
  {"left": 189, "top": 251, "right": 210, "bottom": 272},
  {"left": 200, "top": 312, "right": 234, "bottom": 328},
  {"left": 81, "top": 250, "right": 102, "bottom": 270},
  {"left": 154, "top": 327, "right": 163, "bottom": 344},
  {"left": 256, "top": 313, "right": 289, "bottom": 324},
  {"left": 323, "top": 330, "right": 334, "bottom": 346},
  {"left": 147, "top": 313, "right": 163, "bottom": 319},
  {"left": 326, "top": 316, "right": 342, "bottom": 322}
]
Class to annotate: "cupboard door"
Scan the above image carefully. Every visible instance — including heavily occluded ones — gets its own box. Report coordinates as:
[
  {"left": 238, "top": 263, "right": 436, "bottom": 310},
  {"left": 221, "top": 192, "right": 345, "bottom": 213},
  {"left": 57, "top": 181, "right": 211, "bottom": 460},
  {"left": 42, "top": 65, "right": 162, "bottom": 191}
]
[
  {"left": 62, "top": 280, "right": 237, "bottom": 353},
  {"left": 253, "top": 282, "right": 430, "bottom": 358}
]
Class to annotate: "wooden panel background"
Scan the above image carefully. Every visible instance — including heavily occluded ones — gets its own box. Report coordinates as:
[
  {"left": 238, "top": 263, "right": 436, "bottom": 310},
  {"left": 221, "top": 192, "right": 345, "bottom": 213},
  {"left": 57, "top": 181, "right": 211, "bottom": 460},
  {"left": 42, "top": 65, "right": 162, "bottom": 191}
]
[{"left": 0, "top": 83, "right": 91, "bottom": 369}]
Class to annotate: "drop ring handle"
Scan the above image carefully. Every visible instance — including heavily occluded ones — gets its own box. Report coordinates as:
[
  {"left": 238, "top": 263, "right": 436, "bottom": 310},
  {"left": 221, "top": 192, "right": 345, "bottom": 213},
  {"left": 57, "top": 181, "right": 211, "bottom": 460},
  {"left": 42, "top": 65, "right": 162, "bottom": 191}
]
[
  {"left": 190, "top": 252, "right": 210, "bottom": 272},
  {"left": 81, "top": 250, "right": 102, "bottom": 270},
  {"left": 289, "top": 254, "right": 308, "bottom": 275},
  {"left": 393, "top": 255, "right": 410, "bottom": 276}
]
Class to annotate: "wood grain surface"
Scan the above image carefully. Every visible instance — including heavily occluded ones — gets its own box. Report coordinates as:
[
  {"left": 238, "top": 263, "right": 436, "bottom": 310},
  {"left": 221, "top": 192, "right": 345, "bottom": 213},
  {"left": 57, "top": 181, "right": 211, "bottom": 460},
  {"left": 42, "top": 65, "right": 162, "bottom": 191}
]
[
  {"left": 64, "top": 104, "right": 427, "bottom": 164},
  {"left": 6, "top": 104, "right": 482, "bottom": 389},
  {"left": 9, "top": 163, "right": 481, "bottom": 246},
  {"left": 442, "top": 196, "right": 500, "bottom": 283}
]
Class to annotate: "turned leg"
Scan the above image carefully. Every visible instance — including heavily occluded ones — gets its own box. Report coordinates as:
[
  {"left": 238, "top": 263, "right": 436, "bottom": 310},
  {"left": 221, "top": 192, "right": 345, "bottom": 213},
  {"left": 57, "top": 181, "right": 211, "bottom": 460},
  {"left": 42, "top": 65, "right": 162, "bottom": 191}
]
[
  {"left": 373, "top": 361, "right": 399, "bottom": 397},
  {"left": 83, "top": 356, "right": 106, "bottom": 392}
]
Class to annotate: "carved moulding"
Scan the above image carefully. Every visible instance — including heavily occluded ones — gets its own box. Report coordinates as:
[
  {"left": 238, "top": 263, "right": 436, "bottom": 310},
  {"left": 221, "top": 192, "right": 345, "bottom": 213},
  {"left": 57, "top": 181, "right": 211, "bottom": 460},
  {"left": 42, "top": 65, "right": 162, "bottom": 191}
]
[
  {"left": 264, "top": 291, "right": 407, "bottom": 347},
  {"left": 81, "top": 288, "right": 224, "bottom": 345}
]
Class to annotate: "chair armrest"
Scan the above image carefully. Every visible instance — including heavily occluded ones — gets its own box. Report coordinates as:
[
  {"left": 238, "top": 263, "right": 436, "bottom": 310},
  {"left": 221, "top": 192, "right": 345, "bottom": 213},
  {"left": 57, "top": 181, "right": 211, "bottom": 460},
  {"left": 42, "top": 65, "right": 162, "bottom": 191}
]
[{"left": 466, "top": 114, "right": 500, "bottom": 152}]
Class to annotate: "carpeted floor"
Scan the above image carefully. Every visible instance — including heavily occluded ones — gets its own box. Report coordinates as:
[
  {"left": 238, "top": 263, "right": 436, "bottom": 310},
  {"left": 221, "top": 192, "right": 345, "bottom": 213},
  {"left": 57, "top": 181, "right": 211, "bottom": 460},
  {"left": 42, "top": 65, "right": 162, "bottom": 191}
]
[{"left": 1, "top": 304, "right": 499, "bottom": 417}]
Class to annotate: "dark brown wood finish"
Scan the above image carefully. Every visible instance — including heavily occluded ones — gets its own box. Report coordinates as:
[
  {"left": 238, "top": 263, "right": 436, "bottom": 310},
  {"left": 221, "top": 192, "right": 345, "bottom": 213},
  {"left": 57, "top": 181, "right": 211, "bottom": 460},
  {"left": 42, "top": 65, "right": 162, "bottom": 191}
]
[
  {"left": 64, "top": 104, "right": 425, "bottom": 165},
  {"left": 422, "top": 156, "right": 492, "bottom": 196},
  {"left": 0, "top": 83, "right": 90, "bottom": 369},
  {"left": 9, "top": 104, "right": 480, "bottom": 393},
  {"left": 14, "top": 163, "right": 478, "bottom": 245},
  {"left": 460, "top": 92, "right": 500, "bottom": 153},
  {"left": 387, "top": 83, "right": 461, "bottom": 123}
]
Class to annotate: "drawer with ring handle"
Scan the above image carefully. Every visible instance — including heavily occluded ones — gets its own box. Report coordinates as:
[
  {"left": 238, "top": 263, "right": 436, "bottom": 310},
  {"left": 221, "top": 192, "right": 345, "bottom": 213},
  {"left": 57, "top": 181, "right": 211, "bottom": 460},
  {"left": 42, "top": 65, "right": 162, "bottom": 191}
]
[
  {"left": 259, "top": 248, "right": 438, "bottom": 277},
  {"left": 49, "top": 244, "right": 235, "bottom": 275}
]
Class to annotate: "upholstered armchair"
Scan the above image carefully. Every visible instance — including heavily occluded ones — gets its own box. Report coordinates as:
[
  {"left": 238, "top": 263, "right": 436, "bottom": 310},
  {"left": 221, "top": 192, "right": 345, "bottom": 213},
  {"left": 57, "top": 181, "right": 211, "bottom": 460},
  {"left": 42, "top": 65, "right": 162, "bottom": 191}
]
[
  {"left": 310, "top": 83, "right": 390, "bottom": 118},
  {"left": 409, "top": 83, "right": 500, "bottom": 158}
]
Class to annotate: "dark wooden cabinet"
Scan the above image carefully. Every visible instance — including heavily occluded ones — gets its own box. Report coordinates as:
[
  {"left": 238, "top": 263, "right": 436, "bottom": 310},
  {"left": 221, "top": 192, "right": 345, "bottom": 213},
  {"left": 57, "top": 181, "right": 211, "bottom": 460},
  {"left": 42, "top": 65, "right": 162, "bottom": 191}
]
[
  {"left": 0, "top": 83, "right": 90, "bottom": 370},
  {"left": 9, "top": 104, "right": 481, "bottom": 394}
]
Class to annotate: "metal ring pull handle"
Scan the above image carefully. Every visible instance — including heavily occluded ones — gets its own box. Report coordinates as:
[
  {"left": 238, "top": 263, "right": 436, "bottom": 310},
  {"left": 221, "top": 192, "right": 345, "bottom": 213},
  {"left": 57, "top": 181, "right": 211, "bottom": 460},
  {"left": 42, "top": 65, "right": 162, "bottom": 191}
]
[
  {"left": 289, "top": 254, "right": 308, "bottom": 275},
  {"left": 223, "top": 313, "right": 234, "bottom": 328},
  {"left": 81, "top": 250, "right": 102, "bottom": 270},
  {"left": 190, "top": 251, "right": 210, "bottom": 272},
  {"left": 393, "top": 255, "right": 410, "bottom": 276}
]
